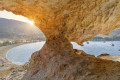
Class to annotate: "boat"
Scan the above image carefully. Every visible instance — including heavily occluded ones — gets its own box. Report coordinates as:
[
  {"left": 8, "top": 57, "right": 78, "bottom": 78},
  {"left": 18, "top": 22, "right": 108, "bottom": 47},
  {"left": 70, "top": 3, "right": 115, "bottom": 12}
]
[
  {"left": 86, "top": 41, "right": 89, "bottom": 44},
  {"left": 111, "top": 43, "right": 114, "bottom": 46},
  {"left": 81, "top": 44, "right": 84, "bottom": 46}
]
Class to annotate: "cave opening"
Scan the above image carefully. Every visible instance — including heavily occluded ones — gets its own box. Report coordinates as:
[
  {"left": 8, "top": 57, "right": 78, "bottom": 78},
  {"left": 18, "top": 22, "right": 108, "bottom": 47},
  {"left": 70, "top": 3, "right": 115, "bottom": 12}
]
[
  {"left": 1, "top": 0, "right": 120, "bottom": 80},
  {"left": 71, "top": 28, "right": 120, "bottom": 62},
  {"left": 0, "top": 10, "right": 46, "bottom": 79}
]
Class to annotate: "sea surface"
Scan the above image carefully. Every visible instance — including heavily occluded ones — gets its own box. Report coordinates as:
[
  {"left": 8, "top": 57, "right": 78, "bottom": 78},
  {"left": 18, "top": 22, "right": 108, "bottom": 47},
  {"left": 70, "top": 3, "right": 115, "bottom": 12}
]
[{"left": 6, "top": 41, "right": 120, "bottom": 65}]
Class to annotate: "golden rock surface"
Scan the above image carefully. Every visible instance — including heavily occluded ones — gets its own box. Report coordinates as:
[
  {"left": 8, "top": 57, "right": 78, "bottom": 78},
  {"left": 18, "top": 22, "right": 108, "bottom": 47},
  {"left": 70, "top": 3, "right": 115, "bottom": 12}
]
[{"left": 1, "top": 0, "right": 120, "bottom": 80}]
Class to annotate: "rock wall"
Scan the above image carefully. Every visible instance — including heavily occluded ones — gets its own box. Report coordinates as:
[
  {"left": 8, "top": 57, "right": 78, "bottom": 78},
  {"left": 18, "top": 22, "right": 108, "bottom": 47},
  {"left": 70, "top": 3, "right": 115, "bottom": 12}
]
[{"left": 1, "top": 0, "right": 120, "bottom": 80}]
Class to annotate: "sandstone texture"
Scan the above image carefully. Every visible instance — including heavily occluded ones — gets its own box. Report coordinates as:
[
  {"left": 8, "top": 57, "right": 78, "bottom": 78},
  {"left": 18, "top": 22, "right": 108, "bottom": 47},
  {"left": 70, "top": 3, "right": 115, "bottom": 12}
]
[
  {"left": 23, "top": 50, "right": 120, "bottom": 80},
  {"left": 1, "top": 0, "right": 120, "bottom": 80}
]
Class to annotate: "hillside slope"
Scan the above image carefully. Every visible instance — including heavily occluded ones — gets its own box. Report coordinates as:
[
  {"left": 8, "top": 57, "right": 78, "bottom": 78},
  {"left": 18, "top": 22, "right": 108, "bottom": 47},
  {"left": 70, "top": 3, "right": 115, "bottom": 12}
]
[{"left": 0, "top": 18, "right": 45, "bottom": 39}]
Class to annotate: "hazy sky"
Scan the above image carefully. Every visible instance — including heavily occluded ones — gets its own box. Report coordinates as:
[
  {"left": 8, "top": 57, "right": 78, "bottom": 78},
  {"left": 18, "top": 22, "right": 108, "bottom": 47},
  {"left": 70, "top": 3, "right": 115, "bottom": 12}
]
[{"left": 0, "top": 10, "right": 33, "bottom": 24}]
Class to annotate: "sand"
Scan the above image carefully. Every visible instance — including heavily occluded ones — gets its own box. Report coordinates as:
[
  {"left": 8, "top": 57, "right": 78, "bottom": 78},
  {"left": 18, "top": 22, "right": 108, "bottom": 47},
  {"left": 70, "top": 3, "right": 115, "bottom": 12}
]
[{"left": 0, "top": 44, "right": 27, "bottom": 80}]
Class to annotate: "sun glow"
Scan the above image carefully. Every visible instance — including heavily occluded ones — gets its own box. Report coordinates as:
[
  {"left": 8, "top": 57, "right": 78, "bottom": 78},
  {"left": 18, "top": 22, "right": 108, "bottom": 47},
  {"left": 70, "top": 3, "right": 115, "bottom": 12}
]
[
  {"left": 0, "top": 10, "right": 35, "bottom": 25},
  {"left": 27, "top": 20, "right": 34, "bottom": 25}
]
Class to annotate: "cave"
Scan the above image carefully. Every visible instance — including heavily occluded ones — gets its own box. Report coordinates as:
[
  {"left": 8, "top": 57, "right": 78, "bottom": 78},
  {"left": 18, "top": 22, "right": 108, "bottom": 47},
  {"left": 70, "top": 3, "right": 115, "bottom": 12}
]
[{"left": 1, "top": 0, "right": 120, "bottom": 80}]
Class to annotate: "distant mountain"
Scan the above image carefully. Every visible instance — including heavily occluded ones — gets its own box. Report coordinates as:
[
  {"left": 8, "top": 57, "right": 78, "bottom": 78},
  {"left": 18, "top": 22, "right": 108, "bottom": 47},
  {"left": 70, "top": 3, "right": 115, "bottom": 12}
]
[
  {"left": 93, "top": 29, "right": 120, "bottom": 41},
  {"left": 109, "top": 29, "right": 120, "bottom": 36},
  {"left": 0, "top": 18, "right": 45, "bottom": 40},
  {"left": 96, "top": 29, "right": 120, "bottom": 37}
]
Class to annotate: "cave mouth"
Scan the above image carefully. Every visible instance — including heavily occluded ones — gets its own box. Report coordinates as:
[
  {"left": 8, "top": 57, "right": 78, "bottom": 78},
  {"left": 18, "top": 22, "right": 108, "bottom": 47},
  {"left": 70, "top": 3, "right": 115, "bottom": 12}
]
[
  {"left": 1, "top": 0, "right": 120, "bottom": 80},
  {"left": 0, "top": 10, "right": 46, "bottom": 79},
  {"left": 1, "top": 10, "right": 120, "bottom": 65},
  {"left": 0, "top": 10, "right": 46, "bottom": 64},
  {"left": 72, "top": 28, "right": 120, "bottom": 58},
  {"left": 0, "top": 9, "right": 119, "bottom": 57}
]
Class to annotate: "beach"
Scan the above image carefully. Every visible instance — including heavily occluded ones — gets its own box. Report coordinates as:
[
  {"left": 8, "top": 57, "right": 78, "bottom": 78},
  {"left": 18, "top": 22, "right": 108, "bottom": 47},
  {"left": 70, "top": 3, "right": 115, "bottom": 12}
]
[{"left": 0, "top": 44, "right": 27, "bottom": 80}]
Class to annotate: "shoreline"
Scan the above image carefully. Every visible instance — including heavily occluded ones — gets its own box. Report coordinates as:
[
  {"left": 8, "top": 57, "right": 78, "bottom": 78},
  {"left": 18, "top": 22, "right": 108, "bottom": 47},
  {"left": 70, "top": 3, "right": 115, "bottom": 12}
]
[
  {"left": 1, "top": 44, "right": 24, "bottom": 66},
  {"left": 3, "top": 43, "right": 120, "bottom": 64},
  {"left": 0, "top": 43, "right": 27, "bottom": 79},
  {"left": 6, "top": 44, "right": 24, "bottom": 65},
  {"left": 0, "top": 43, "right": 120, "bottom": 79}
]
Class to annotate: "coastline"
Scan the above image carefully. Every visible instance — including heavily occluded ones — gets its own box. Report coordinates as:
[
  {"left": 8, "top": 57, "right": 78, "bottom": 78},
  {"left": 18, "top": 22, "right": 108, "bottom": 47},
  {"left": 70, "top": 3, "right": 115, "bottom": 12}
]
[
  {"left": 0, "top": 44, "right": 27, "bottom": 80},
  {"left": 6, "top": 44, "right": 27, "bottom": 65},
  {"left": 0, "top": 43, "right": 120, "bottom": 79}
]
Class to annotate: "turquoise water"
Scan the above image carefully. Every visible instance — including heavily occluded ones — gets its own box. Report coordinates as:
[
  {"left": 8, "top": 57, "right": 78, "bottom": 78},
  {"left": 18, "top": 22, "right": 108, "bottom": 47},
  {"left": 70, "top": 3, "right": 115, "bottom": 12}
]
[{"left": 6, "top": 41, "right": 120, "bottom": 65}]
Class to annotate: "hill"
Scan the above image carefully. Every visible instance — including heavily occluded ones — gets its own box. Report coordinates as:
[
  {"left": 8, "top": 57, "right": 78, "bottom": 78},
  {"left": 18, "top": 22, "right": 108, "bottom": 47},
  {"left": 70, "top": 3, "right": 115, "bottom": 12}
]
[
  {"left": 93, "top": 29, "right": 120, "bottom": 41},
  {"left": 0, "top": 18, "right": 45, "bottom": 40},
  {"left": 109, "top": 29, "right": 120, "bottom": 36}
]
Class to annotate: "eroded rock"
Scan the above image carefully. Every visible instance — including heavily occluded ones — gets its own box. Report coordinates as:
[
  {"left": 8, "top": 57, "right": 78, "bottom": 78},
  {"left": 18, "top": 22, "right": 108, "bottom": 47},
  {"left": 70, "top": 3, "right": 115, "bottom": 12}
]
[
  {"left": 97, "top": 53, "right": 110, "bottom": 58},
  {"left": 0, "top": 0, "right": 120, "bottom": 80},
  {"left": 23, "top": 50, "right": 120, "bottom": 80},
  {"left": 1, "top": 0, "right": 120, "bottom": 44}
]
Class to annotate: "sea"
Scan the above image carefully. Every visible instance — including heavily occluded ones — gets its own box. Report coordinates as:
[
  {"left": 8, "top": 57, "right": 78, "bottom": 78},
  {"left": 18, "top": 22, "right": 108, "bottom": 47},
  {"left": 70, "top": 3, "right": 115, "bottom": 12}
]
[{"left": 6, "top": 41, "right": 120, "bottom": 65}]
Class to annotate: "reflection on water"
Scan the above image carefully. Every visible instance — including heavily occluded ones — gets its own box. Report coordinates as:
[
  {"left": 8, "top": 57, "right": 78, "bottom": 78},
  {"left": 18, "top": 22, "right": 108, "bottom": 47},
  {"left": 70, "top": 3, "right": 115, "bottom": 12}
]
[{"left": 6, "top": 41, "right": 120, "bottom": 65}]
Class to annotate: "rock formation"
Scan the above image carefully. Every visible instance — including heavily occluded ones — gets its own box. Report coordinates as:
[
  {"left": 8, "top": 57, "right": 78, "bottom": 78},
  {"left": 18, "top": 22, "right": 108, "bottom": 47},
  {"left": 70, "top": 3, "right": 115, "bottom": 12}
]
[
  {"left": 97, "top": 53, "right": 110, "bottom": 57},
  {"left": 1, "top": 0, "right": 120, "bottom": 80}
]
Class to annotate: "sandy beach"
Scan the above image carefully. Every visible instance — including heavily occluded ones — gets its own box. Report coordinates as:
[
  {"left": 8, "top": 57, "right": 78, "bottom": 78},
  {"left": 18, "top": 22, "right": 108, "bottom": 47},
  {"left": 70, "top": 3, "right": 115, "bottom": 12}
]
[{"left": 0, "top": 44, "right": 27, "bottom": 80}]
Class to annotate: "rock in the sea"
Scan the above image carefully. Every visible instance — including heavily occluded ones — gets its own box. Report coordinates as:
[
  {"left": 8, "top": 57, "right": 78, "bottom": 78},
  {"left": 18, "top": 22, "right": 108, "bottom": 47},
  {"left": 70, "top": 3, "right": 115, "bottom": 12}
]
[{"left": 97, "top": 53, "right": 110, "bottom": 57}]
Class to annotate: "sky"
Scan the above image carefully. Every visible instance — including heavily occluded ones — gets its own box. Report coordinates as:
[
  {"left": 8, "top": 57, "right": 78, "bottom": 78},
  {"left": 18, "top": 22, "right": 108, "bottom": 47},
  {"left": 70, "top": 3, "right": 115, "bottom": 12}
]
[{"left": 0, "top": 10, "right": 34, "bottom": 24}]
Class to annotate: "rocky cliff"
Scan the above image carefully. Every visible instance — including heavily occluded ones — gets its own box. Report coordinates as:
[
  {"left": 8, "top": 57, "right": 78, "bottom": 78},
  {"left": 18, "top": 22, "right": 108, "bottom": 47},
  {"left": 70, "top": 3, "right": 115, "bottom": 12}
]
[{"left": 1, "top": 0, "right": 120, "bottom": 80}]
